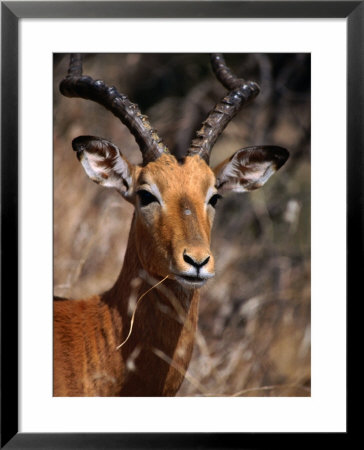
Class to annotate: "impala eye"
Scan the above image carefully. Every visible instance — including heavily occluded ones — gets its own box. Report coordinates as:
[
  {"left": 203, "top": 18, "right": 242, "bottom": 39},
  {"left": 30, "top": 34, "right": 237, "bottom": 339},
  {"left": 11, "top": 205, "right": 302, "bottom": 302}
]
[
  {"left": 208, "top": 194, "right": 222, "bottom": 208},
  {"left": 137, "top": 190, "right": 159, "bottom": 207}
]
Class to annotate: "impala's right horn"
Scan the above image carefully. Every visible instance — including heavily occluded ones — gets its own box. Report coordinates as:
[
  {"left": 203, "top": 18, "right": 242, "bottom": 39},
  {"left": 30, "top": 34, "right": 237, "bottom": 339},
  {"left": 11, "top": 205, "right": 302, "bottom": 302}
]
[{"left": 187, "top": 54, "right": 260, "bottom": 165}]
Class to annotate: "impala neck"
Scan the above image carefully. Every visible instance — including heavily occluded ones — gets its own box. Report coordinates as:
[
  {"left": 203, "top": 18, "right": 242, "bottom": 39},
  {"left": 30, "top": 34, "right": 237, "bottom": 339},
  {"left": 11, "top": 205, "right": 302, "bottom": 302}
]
[{"left": 101, "top": 214, "right": 200, "bottom": 395}]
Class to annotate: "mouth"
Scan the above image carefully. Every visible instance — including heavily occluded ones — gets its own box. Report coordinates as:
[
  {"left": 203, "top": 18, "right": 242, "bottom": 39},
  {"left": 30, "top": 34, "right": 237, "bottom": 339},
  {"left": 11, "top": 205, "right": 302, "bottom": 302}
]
[{"left": 174, "top": 274, "right": 212, "bottom": 288}]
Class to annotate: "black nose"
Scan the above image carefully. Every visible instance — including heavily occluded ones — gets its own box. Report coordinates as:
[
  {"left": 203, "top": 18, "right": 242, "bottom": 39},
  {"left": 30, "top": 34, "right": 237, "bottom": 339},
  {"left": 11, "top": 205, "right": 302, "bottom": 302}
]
[{"left": 183, "top": 253, "right": 210, "bottom": 269}]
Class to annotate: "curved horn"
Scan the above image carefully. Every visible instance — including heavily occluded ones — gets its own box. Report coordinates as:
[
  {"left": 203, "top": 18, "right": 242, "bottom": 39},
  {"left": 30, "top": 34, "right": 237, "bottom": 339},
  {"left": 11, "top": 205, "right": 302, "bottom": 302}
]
[
  {"left": 187, "top": 54, "right": 260, "bottom": 164},
  {"left": 60, "top": 54, "right": 169, "bottom": 165}
]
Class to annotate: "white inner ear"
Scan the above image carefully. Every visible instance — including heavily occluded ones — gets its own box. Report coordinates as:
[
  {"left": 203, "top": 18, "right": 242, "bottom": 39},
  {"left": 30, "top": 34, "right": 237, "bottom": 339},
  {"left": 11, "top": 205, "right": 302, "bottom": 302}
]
[
  {"left": 80, "top": 151, "right": 107, "bottom": 182},
  {"left": 240, "top": 161, "right": 276, "bottom": 186},
  {"left": 113, "top": 156, "right": 131, "bottom": 180},
  {"left": 79, "top": 150, "right": 132, "bottom": 194},
  {"left": 216, "top": 157, "right": 277, "bottom": 194},
  {"left": 253, "top": 164, "right": 275, "bottom": 184}
]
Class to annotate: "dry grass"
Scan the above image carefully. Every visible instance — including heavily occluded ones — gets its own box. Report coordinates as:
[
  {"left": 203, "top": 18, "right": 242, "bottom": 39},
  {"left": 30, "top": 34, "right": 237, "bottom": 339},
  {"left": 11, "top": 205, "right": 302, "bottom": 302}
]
[{"left": 54, "top": 53, "right": 311, "bottom": 396}]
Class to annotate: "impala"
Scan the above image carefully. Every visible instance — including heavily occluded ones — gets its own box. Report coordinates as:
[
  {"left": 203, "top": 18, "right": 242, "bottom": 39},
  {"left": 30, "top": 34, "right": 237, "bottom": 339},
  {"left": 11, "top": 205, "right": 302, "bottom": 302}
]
[{"left": 54, "top": 54, "right": 289, "bottom": 396}]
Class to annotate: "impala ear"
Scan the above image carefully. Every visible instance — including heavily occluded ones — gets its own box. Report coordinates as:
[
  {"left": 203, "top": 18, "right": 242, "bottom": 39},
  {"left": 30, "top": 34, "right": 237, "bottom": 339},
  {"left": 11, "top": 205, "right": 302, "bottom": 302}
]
[
  {"left": 213, "top": 146, "right": 289, "bottom": 194},
  {"left": 72, "top": 136, "right": 134, "bottom": 199}
]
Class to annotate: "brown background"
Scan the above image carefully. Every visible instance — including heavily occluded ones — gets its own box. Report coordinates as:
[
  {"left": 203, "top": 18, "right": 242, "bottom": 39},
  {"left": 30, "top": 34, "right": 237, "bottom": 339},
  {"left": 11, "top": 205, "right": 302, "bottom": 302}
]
[{"left": 54, "top": 53, "right": 310, "bottom": 396}]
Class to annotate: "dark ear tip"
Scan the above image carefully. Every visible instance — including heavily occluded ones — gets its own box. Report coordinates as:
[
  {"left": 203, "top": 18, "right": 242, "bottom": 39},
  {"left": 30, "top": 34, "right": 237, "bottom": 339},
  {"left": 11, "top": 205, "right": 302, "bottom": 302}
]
[
  {"left": 71, "top": 135, "right": 102, "bottom": 152},
  {"left": 72, "top": 135, "right": 90, "bottom": 152},
  {"left": 272, "top": 146, "right": 289, "bottom": 169},
  {"left": 237, "top": 145, "right": 289, "bottom": 168}
]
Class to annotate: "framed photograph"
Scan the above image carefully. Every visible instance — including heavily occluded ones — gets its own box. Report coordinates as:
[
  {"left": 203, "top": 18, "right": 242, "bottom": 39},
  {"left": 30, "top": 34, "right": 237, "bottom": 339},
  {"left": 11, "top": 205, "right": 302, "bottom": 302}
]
[{"left": 2, "top": 1, "right": 358, "bottom": 448}]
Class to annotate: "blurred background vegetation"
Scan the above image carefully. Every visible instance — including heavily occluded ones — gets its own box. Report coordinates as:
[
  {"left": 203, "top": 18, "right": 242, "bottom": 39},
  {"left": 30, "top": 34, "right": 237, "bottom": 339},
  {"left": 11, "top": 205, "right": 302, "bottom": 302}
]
[{"left": 53, "top": 53, "right": 310, "bottom": 397}]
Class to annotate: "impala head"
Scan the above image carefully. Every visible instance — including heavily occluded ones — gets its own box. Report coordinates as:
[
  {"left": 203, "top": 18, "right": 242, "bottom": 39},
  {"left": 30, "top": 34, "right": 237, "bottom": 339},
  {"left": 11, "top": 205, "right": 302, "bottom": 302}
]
[{"left": 61, "top": 54, "right": 289, "bottom": 289}]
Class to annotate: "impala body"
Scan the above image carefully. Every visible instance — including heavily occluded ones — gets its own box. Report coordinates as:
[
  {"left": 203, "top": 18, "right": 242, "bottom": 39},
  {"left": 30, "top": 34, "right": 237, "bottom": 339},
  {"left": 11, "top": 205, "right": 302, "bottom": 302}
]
[{"left": 54, "top": 54, "right": 288, "bottom": 396}]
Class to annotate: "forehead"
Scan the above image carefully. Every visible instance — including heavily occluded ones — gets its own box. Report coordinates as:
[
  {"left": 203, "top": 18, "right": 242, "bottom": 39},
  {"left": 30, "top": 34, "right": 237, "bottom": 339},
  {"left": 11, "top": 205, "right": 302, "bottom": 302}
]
[{"left": 138, "top": 154, "right": 216, "bottom": 195}]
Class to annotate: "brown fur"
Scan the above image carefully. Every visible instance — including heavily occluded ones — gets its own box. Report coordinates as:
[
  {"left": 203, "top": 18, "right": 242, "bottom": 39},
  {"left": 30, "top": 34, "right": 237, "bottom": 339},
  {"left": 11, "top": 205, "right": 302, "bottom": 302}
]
[
  {"left": 54, "top": 146, "right": 287, "bottom": 396},
  {"left": 54, "top": 155, "right": 215, "bottom": 396}
]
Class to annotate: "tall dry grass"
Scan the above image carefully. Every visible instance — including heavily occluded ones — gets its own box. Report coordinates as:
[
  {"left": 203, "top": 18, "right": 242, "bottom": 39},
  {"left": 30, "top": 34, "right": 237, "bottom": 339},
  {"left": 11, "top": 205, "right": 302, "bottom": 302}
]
[{"left": 54, "top": 53, "right": 310, "bottom": 396}]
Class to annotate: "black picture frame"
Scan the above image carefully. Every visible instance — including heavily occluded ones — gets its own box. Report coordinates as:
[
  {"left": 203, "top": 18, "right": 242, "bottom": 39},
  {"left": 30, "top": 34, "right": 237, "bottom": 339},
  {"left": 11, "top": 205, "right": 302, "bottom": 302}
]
[{"left": 1, "top": 1, "right": 359, "bottom": 448}]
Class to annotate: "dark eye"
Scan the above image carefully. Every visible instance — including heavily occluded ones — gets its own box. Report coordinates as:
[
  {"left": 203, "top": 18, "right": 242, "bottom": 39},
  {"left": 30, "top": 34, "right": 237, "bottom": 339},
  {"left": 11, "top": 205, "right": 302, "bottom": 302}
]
[
  {"left": 208, "top": 194, "right": 222, "bottom": 208},
  {"left": 137, "top": 190, "right": 159, "bottom": 207}
]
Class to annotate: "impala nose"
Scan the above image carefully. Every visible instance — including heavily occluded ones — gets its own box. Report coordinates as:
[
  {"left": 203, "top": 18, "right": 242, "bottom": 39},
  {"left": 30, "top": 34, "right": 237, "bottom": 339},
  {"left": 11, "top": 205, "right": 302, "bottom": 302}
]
[
  {"left": 183, "top": 252, "right": 210, "bottom": 270},
  {"left": 174, "top": 248, "right": 214, "bottom": 287}
]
